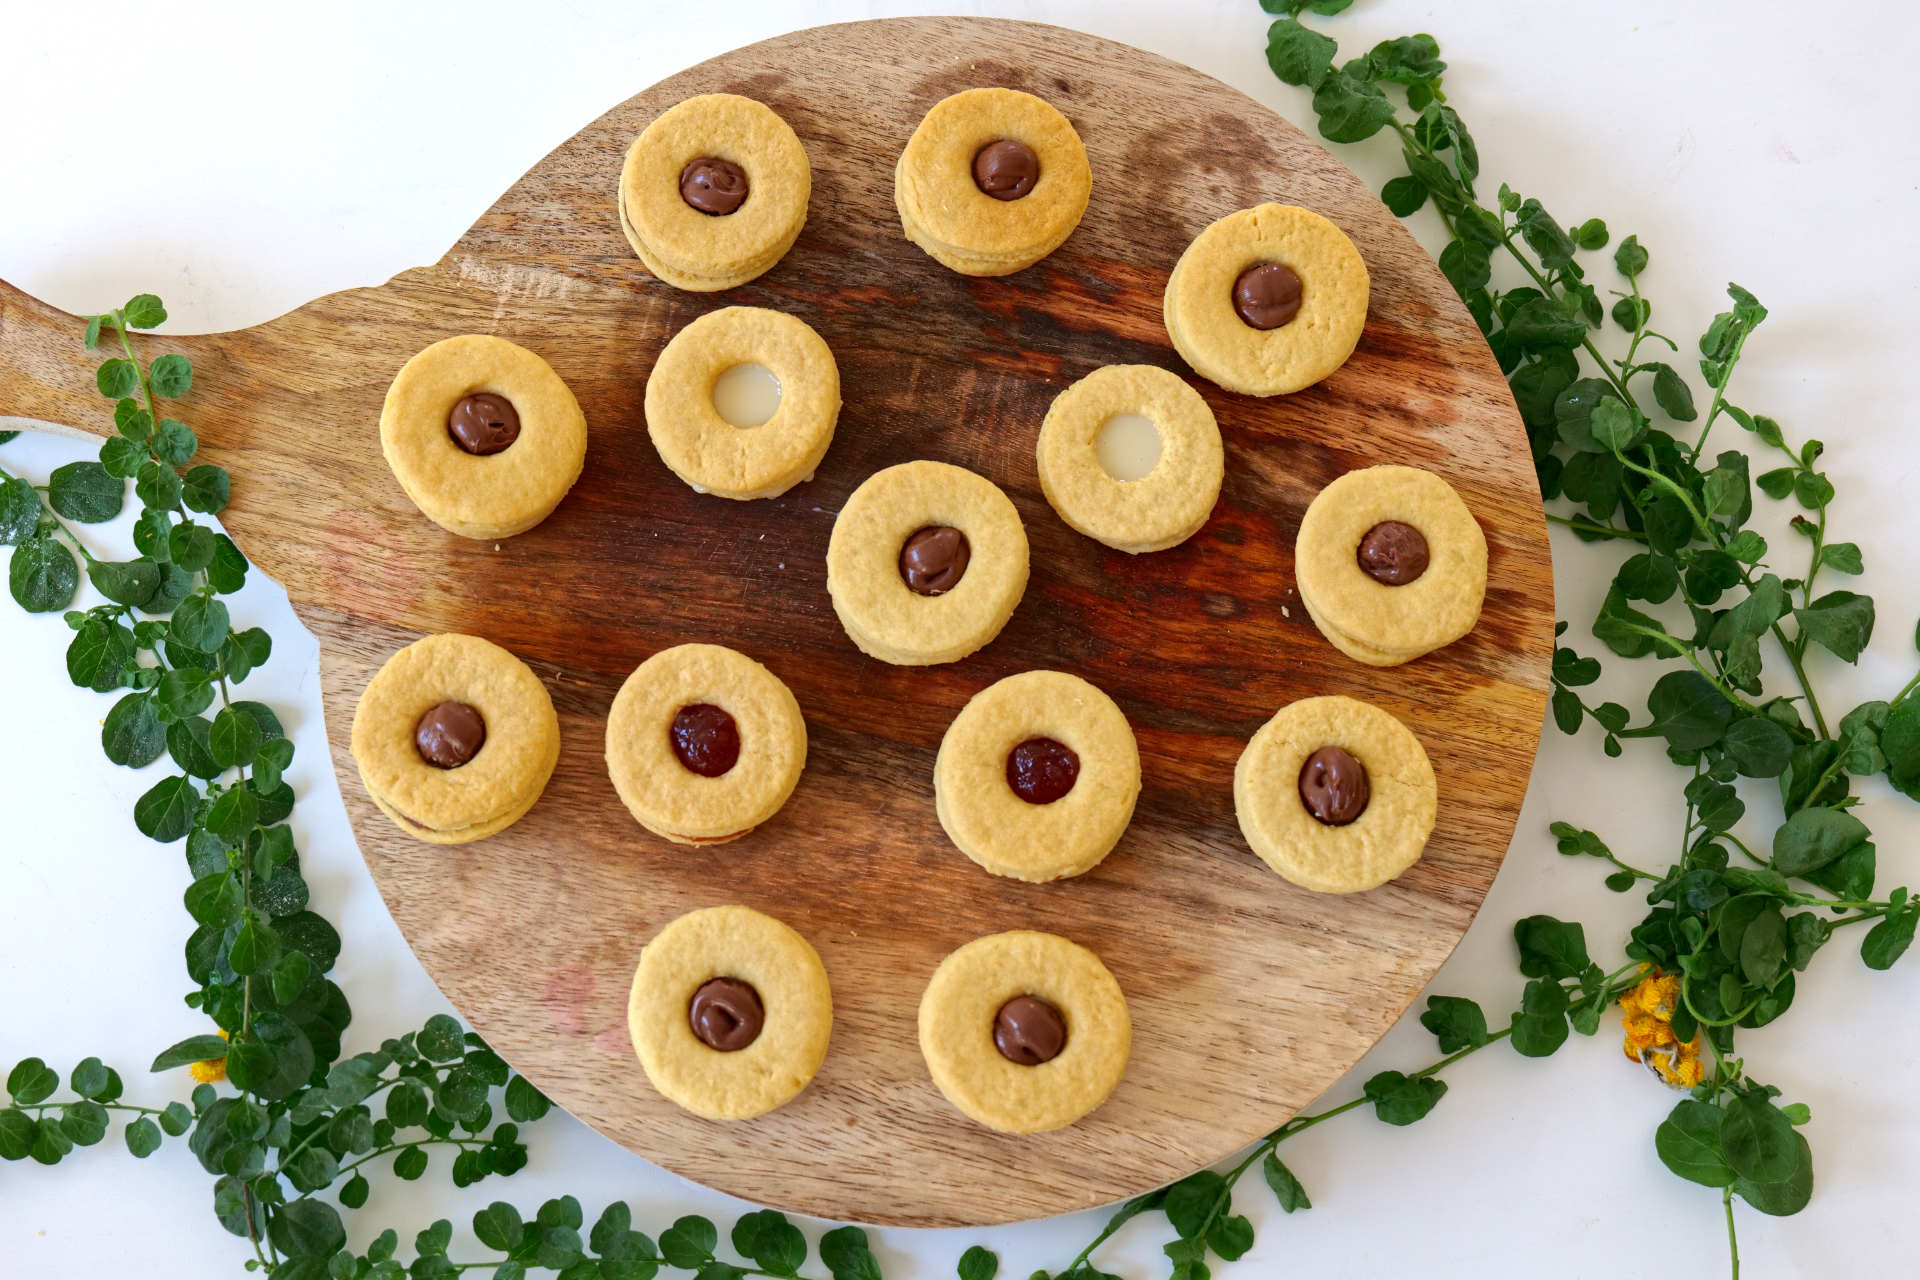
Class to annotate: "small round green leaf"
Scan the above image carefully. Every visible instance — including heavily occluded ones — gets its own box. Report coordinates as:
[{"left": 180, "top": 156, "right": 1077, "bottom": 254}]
[
  {"left": 168, "top": 522, "right": 216, "bottom": 574},
  {"left": 96, "top": 358, "right": 140, "bottom": 400},
  {"left": 148, "top": 353, "right": 194, "bottom": 399},
  {"left": 182, "top": 465, "right": 231, "bottom": 515},
  {"left": 125, "top": 1116, "right": 162, "bottom": 1158},
  {"left": 0, "top": 475, "right": 40, "bottom": 544},
  {"left": 47, "top": 461, "right": 123, "bottom": 523},
  {"left": 150, "top": 418, "right": 198, "bottom": 466},
  {"left": 210, "top": 705, "right": 264, "bottom": 770},
  {"left": 122, "top": 294, "right": 167, "bottom": 329},
  {"left": 102, "top": 692, "right": 167, "bottom": 767},
  {"left": 7, "top": 1057, "right": 60, "bottom": 1106},
  {"left": 417, "top": 1014, "right": 466, "bottom": 1062},
  {"left": 133, "top": 775, "right": 200, "bottom": 842},
  {"left": 10, "top": 533, "right": 79, "bottom": 612},
  {"left": 59, "top": 1100, "right": 109, "bottom": 1146},
  {"left": 268, "top": 1197, "right": 346, "bottom": 1259}
]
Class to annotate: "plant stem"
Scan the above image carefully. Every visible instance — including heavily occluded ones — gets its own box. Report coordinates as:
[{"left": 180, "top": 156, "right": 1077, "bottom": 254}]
[
  {"left": 1791, "top": 753, "right": 1847, "bottom": 816},
  {"left": 1386, "top": 121, "right": 1640, "bottom": 415},
  {"left": 1687, "top": 325, "right": 1753, "bottom": 465},
  {"left": 1546, "top": 513, "right": 1648, "bottom": 541},
  {"left": 1722, "top": 1184, "right": 1741, "bottom": 1280},
  {"left": 327, "top": 1136, "right": 484, "bottom": 1184},
  {"left": 18, "top": 1099, "right": 169, "bottom": 1119}
]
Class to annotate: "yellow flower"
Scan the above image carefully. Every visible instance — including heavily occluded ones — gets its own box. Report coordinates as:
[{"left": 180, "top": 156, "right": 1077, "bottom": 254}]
[
  {"left": 1619, "top": 967, "right": 1703, "bottom": 1089},
  {"left": 189, "top": 1029, "right": 230, "bottom": 1084}
]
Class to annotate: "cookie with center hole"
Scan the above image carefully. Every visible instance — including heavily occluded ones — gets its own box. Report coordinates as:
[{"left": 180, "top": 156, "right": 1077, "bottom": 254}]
[
  {"left": 1036, "top": 364, "right": 1224, "bottom": 553},
  {"left": 645, "top": 307, "right": 840, "bottom": 500}
]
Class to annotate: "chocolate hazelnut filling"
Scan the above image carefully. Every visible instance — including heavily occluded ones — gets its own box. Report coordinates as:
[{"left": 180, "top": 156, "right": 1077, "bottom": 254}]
[
  {"left": 446, "top": 393, "right": 520, "bottom": 456},
  {"left": 972, "top": 139, "right": 1040, "bottom": 200},
  {"left": 679, "top": 156, "right": 749, "bottom": 215},
  {"left": 899, "top": 525, "right": 971, "bottom": 595},
  {"left": 1231, "top": 262, "right": 1304, "bottom": 330},
  {"left": 414, "top": 701, "right": 486, "bottom": 768},
  {"left": 689, "top": 977, "right": 764, "bottom": 1051},
  {"left": 1356, "top": 520, "right": 1430, "bottom": 586},
  {"left": 993, "top": 994, "right": 1067, "bottom": 1065},
  {"left": 1298, "top": 745, "right": 1370, "bottom": 825}
]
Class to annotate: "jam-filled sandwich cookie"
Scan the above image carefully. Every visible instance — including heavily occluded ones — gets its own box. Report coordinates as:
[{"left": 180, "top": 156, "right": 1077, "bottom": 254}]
[
  {"left": 826, "top": 461, "right": 1030, "bottom": 666},
  {"left": 618, "top": 93, "right": 811, "bottom": 292},
  {"left": 934, "top": 671, "right": 1140, "bottom": 882},
  {"left": 918, "top": 930, "right": 1130, "bottom": 1134},
  {"left": 1233, "top": 695, "right": 1436, "bottom": 894},
  {"left": 605, "top": 643, "right": 807, "bottom": 845},
  {"left": 1163, "top": 203, "right": 1369, "bottom": 397},
  {"left": 1294, "top": 464, "right": 1487, "bottom": 666},
  {"left": 1036, "top": 364, "right": 1224, "bottom": 553},
  {"left": 627, "top": 905, "right": 832, "bottom": 1121},
  {"left": 350, "top": 634, "right": 560, "bottom": 845},
  {"left": 380, "top": 335, "right": 587, "bottom": 540},
  {"left": 894, "top": 88, "right": 1092, "bottom": 277},
  {"left": 645, "top": 307, "right": 840, "bottom": 500}
]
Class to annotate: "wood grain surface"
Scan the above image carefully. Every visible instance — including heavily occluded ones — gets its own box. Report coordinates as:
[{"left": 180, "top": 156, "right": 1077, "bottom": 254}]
[{"left": 0, "top": 18, "right": 1552, "bottom": 1227}]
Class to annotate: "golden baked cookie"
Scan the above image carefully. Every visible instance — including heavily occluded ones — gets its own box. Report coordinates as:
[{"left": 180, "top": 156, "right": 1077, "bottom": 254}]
[
  {"left": 618, "top": 93, "right": 811, "bottom": 292},
  {"left": 894, "top": 88, "right": 1091, "bottom": 277},
  {"left": 825, "top": 461, "right": 1030, "bottom": 666},
  {"left": 351, "top": 633, "right": 560, "bottom": 845},
  {"left": 644, "top": 307, "right": 840, "bottom": 500},
  {"left": 918, "top": 930, "right": 1130, "bottom": 1134},
  {"left": 627, "top": 905, "right": 832, "bottom": 1121},
  {"left": 605, "top": 643, "right": 807, "bottom": 845},
  {"left": 1233, "top": 695, "right": 1436, "bottom": 893},
  {"left": 379, "top": 335, "right": 587, "bottom": 540},
  {"left": 1294, "top": 464, "right": 1487, "bottom": 666},
  {"left": 934, "top": 670, "right": 1140, "bottom": 882},
  {"left": 1035, "top": 364, "right": 1224, "bottom": 553},
  {"left": 1163, "top": 203, "right": 1369, "bottom": 397}
]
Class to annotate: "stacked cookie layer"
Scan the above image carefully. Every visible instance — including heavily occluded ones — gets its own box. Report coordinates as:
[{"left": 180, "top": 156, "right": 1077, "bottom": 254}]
[
  {"left": 1294, "top": 465, "right": 1488, "bottom": 666},
  {"left": 1162, "top": 203, "right": 1370, "bottom": 397},
  {"left": 618, "top": 93, "right": 811, "bottom": 292},
  {"left": 350, "top": 634, "right": 560, "bottom": 845},
  {"left": 893, "top": 88, "right": 1091, "bottom": 277}
]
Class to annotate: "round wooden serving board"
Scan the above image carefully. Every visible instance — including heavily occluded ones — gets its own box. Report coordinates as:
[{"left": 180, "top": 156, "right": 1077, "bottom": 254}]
[{"left": 0, "top": 18, "right": 1551, "bottom": 1228}]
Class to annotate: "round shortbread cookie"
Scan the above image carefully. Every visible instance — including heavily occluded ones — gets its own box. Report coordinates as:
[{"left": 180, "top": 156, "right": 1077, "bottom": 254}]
[
  {"left": 917, "top": 930, "right": 1130, "bottom": 1134},
  {"left": 1233, "top": 694, "right": 1436, "bottom": 893},
  {"left": 379, "top": 335, "right": 587, "bottom": 540},
  {"left": 934, "top": 670, "right": 1140, "bottom": 882},
  {"left": 605, "top": 644, "right": 807, "bottom": 845},
  {"left": 628, "top": 905, "right": 832, "bottom": 1121},
  {"left": 1036, "top": 364, "right": 1224, "bottom": 553},
  {"left": 1163, "top": 203, "right": 1368, "bottom": 397},
  {"left": 645, "top": 307, "right": 840, "bottom": 500}
]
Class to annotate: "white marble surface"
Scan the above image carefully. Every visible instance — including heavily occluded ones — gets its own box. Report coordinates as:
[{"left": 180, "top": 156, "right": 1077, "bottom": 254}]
[{"left": 4, "top": 1, "right": 1919, "bottom": 1276}]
